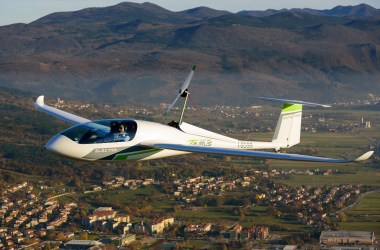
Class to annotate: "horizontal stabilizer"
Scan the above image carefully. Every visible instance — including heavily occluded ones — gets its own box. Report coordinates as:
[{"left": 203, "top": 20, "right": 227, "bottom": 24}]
[
  {"left": 258, "top": 97, "right": 331, "bottom": 107},
  {"left": 35, "top": 95, "right": 90, "bottom": 125},
  {"left": 152, "top": 143, "right": 373, "bottom": 163}
]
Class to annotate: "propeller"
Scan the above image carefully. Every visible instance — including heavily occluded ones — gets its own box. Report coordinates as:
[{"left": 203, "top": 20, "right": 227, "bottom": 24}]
[{"left": 166, "top": 65, "right": 196, "bottom": 114}]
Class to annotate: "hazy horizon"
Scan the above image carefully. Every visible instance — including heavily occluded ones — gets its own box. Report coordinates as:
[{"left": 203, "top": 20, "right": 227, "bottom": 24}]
[{"left": 1, "top": 0, "right": 379, "bottom": 26}]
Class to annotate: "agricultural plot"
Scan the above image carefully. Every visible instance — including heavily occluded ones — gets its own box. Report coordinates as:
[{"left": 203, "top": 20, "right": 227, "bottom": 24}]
[{"left": 341, "top": 191, "right": 380, "bottom": 237}]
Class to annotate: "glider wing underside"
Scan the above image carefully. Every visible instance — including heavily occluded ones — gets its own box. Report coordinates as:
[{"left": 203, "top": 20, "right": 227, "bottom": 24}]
[{"left": 151, "top": 143, "right": 373, "bottom": 163}]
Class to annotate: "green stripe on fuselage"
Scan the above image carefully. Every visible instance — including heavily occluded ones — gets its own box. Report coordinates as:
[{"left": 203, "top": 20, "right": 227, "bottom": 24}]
[
  {"left": 113, "top": 148, "right": 162, "bottom": 160},
  {"left": 282, "top": 103, "right": 302, "bottom": 113}
]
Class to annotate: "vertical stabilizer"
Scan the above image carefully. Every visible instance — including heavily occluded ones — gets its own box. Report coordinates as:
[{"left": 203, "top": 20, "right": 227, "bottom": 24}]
[
  {"left": 272, "top": 103, "right": 303, "bottom": 150},
  {"left": 257, "top": 97, "right": 330, "bottom": 151}
]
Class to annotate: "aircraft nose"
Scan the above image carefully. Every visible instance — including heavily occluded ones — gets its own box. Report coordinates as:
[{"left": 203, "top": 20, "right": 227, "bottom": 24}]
[{"left": 45, "top": 134, "right": 85, "bottom": 160}]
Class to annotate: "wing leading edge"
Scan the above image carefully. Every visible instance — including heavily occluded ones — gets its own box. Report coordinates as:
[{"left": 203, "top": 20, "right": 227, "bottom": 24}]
[
  {"left": 35, "top": 95, "right": 90, "bottom": 125},
  {"left": 152, "top": 143, "right": 373, "bottom": 163}
]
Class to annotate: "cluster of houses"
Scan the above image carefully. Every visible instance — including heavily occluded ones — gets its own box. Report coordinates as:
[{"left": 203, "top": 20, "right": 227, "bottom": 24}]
[
  {"left": 0, "top": 182, "right": 77, "bottom": 249},
  {"left": 264, "top": 183, "right": 362, "bottom": 226},
  {"left": 182, "top": 223, "right": 270, "bottom": 240},
  {"left": 46, "top": 201, "right": 77, "bottom": 230},
  {"left": 98, "top": 174, "right": 364, "bottom": 231},
  {"left": 101, "top": 176, "right": 156, "bottom": 190},
  {"left": 264, "top": 168, "right": 340, "bottom": 178},
  {"left": 83, "top": 207, "right": 174, "bottom": 237},
  {"left": 83, "top": 207, "right": 130, "bottom": 234},
  {"left": 173, "top": 175, "right": 252, "bottom": 198}
]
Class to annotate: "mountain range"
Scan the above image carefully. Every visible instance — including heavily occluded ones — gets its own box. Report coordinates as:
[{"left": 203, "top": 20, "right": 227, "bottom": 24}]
[{"left": 0, "top": 2, "right": 379, "bottom": 105}]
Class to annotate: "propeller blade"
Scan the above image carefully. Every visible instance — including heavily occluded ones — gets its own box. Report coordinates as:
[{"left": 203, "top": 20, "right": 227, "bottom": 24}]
[
  {"left": 167, "top": 94, "right": 180, "bottom": 114},
  {"left": 166, "top": 65, "right": 196, "bottom": 114},
  {"left": 179, "top": 65, "right": 196, "bottom": 95}
]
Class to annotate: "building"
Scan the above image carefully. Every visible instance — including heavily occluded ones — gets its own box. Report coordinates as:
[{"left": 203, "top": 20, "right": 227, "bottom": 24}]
[
  {"left": 240, "top": 226, "right": 269, "bottom": 240},
  {"left": 184, "top": 223, "right": 212, "bottom": 235},
  {"left": 64, "top": 240, "right": 104, "bottom": 249},
  {"left": 146, "top": 217, "right": 174, "bottom": 235},
  {"left": 230, "top": 224, "right": 242, "bottom": 239},
  {"left": 93, "top": 207, "right": 116, "bottom": 220},
  {"left": 320, "top": 231, "right": 375, "bottom": 246},
  {"left": 119, "top": 234, "right": 136, "bottom": 246},
  {"left": 83, "top": 207, "right": 121, "bottom": 228}
]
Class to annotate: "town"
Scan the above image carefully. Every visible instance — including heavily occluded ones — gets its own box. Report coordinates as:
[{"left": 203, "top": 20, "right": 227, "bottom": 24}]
[
  {"left": 0, "top": 95, "right": 379, "bottom": 249},
  {"left": 0, "top": 166, "right": 378, "bottom": 249}
]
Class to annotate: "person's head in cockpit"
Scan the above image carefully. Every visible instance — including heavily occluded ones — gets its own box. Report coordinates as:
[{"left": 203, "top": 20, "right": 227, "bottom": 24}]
[{"left": 119, "top": 122, "right": 127, "bottom": 134}]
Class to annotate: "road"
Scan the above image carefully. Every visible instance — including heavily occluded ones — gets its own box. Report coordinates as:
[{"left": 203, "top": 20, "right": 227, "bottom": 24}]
[
  {"left": 46, "top": 192, "right": 75, "bottom": 201},
  {"left": 332, "top": 188, "right": 380, "bottom": 215}
]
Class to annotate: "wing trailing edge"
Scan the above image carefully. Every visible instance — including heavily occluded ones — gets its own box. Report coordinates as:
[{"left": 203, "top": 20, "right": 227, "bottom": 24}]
[
  {"left": 152, "top": 143, "right": 373, "bottom": 163},
  {"left": 34, "top": 95, "right": 90, "bottom": 125}
]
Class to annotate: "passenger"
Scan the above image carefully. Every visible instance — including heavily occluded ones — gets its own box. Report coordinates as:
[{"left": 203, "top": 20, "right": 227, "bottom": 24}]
[
  {"left": 104, "top": 121, "right": 120, "bottom": 142},
  {"left": 110, "top": 121, "right": 119, "bottom": 133}
]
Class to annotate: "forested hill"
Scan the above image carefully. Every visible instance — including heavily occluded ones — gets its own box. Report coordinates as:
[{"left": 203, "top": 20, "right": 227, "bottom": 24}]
[{"left": 0, "top": 2, "right": 379, "bottom": 105}]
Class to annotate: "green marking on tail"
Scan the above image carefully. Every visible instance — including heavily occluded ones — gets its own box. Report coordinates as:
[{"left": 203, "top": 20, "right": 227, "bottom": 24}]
[{"left": 282, "top": 103, "right": 302, "bottom": 113}]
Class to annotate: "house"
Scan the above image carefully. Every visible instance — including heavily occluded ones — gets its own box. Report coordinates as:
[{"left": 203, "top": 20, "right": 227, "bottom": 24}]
[{"left": 230, "top": 224, "right": 242, "bottom": 239}]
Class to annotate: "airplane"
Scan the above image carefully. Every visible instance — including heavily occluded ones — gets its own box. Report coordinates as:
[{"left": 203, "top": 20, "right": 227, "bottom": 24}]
[{"left": 34, "top": 66, "right": 373, "bottom": 163}]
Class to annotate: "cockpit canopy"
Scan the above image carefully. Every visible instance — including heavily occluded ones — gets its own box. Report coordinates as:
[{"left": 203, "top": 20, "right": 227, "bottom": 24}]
[{"left": 61, "top": 119, "right": 137, "bottom": 144}]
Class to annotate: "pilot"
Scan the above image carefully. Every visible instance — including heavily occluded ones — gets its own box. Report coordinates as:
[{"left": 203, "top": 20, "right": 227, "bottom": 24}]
[{"left": 117, "top": 122, "right": 130, "bottom": 141}]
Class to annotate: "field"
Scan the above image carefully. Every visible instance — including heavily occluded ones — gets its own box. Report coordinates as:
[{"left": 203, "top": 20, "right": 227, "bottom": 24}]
[
  {"left": 79, "top": 187, "right": 176, "bottom": 216},
  {"left": 340, "top": 191, "right": 380, "bottom": 237}
]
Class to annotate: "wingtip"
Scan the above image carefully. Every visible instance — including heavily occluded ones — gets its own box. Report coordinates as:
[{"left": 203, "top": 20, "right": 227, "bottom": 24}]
[
  {"left": 354, "top": 151, "right": 374, "bottom": 162},
  {"left": 192, "top": 65, "right": 196, "bottom": 71},
  {"left": 35, "top": 95, "right": 45, "bottom": 108}
]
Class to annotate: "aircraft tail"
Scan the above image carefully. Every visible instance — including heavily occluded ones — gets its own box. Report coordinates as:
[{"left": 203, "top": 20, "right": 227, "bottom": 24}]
[
  {"left": 272, "top": 102, "right": 303, "bottom": 150},
  {"left": 259, "top": 97, "right": 331, "bottom": 151}
]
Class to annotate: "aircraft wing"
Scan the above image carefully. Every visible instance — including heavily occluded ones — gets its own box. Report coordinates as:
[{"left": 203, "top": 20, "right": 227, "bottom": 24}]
[
  {"left": 34, "top": 95, "right": 90, "bottom": 125},
  {"left": 151, "top": 143, "right": 373, "bottom": 163}
]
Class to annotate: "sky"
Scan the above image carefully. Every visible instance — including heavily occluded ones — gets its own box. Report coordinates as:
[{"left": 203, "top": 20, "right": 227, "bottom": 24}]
[{"left": 1, "top": 0, "right": 379, "bottom": 26}]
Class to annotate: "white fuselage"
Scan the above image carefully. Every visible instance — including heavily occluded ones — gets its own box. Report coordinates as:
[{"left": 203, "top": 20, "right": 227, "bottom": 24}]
[
  {"left": 47, "top": 120, "right": 229, "bottom": 161},
  {"left": 46, "top": 119, "right": 280, "bottom": 161}
]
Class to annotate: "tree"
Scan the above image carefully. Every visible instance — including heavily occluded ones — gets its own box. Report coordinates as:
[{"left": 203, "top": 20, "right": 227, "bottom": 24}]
[
  {"left": 55, "top": 232, "right": 66, "bottom": 241},
  {"left": 239, "top": 209, "right": 245, "bottom": 222},
  {"left": 173, "top": 204, "right": 181, "bottom": 214},
  {"left": 337, "top": 212, "right": 348, "bottom": 222},
  {"left": 80, "top": 232, "right": 88, "bottom": 240}
]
